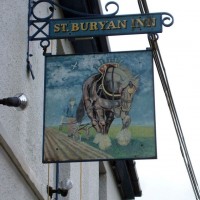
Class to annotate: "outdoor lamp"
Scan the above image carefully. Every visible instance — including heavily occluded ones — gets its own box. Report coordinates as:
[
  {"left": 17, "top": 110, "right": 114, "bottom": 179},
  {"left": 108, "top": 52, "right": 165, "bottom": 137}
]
[
  {"left": 47, "top": 179, "right": 73, "bottom": 199},
  {"left": 0, "top": 93, "right": 28, "bottom": 111}
]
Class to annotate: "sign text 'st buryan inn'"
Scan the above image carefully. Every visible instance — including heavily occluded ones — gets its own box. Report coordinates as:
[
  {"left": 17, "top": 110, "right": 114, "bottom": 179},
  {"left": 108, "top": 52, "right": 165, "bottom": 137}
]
[
  {"left": 53, "top": 18, "right": 156, "bottom": 32},
  {"left": 49, "top": 13, "right": 163, "bottom": 38}
]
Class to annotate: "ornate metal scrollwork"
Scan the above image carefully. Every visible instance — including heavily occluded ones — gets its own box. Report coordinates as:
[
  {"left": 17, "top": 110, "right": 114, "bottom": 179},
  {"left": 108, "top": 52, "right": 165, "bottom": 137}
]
[
  {"left": 104, "top": 1, "right": 119, "bottom": 16},
  {"left": 27, "top": 0, "right": 119, "bottom": 79},
  {"left": 161, "top": 12, "right": 174, "bottom": 27},
  {"left": 148, "top": 33, "right": 159, "bottom": 42},
  {"left": 27, "top": 0, "right": 174, "bottom": 80},
  {"left": 29, "top": 0, "right": 119, "bottom": 41},
  {"left": 31, "top": 0, "right": 54, "bottom": 21},
  {"left": 52, "top": 0, "right": 119, "bottom": 17}
]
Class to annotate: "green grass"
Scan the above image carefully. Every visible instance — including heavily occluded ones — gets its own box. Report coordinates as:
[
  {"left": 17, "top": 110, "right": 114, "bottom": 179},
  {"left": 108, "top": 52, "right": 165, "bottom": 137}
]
[
  {"left": 82, "top": 136, "right": 156, "bottom": 159},
  {"left": 107, "top": 124, "right": 155, "bottom": 139}
]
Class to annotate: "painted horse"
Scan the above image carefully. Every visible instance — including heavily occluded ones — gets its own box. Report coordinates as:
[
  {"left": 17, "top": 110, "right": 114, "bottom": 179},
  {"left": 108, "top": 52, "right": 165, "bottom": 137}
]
[{"left": 76, "top": 63, "right": 139, "bottom": 150}]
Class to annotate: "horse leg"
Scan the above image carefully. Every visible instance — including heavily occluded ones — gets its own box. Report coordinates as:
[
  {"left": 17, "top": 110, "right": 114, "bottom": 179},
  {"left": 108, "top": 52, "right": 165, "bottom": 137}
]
[
  {"left": 81, "top": 76, "right": 102, "bottom": 133},
  {"left": 93, "top": 106, "right": 112, "bottom": 150},
  {"left": 94, "top": 105, "right": 106, "bottom": 134},
  {"left": 83, "top": 98, "right": 101, "bottom": 132},
  {"left": 105, "top": 111, "right": 115, "bottom": 134},
  {"left": 116, "top": 112, "right": 132, "bottom": 146},
  {"left": 121, "top": 112, "right": 131, "bottom": 129}
]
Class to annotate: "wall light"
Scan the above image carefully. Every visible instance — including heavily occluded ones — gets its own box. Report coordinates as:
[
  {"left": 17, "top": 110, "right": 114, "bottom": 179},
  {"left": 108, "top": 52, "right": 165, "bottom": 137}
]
[
  {"left": 0, "top": 93, "right": 28, "bottom": 111},
  {"left": 47, "top": 179, "right": 73, "bottom": 199}
]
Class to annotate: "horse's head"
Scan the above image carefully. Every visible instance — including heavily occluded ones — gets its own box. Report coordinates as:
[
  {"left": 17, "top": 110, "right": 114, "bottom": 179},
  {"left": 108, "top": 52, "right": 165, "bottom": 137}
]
[
  {"left": 101, "top": 64, "right": 139, "bottom": 111},
  {"left": 120, "top": 77, "right": 139, "bottom": 112}
]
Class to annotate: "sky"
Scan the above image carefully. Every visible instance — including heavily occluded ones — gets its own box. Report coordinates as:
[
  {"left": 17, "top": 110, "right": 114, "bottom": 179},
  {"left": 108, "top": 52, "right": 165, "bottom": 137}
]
[{"left": 100, "top": 0, "right": 200, "bottom": 200}]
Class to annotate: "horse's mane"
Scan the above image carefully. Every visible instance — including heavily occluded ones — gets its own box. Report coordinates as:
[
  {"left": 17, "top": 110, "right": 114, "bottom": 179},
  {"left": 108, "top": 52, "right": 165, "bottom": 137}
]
[{"left": 117, "top": 64, "right": 139, "bottom": 89}]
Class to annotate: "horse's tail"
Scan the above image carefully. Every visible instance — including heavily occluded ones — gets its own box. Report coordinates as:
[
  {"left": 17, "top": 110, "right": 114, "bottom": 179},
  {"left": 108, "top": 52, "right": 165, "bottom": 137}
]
[{"left": 76, "top": 98, "right": 85, "bottom": 123}]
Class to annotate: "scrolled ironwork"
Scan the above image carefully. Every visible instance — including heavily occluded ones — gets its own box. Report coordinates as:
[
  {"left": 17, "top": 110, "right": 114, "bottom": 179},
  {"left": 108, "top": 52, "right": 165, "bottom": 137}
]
[
  {"left": 53, "top": 0, "right": 119, "bottom": 17},
  {"left": 40, "top": 39, "right": 50, "bottom": 55},
  {"left": 105, "top": 1, "right": 119, "bottom": 16},
  {"left": 40, "top": 39, "right": 50, "bottom": 48},
  {"left": 29, "top": 0, "right": 119, "bottom": 41},
  {"left": 54, "top": 1, "right": 119, "bottom": 16},
  {"left": 28, "top": 0, "right": 119, "bottom": 79},
  {"left": 161, "top": 12, "right": 174, "bottom": 27},
  {"left": 31, "top": 0, "right": 54, "bottom": 21},
  {"left": 148, "top": 33, "right": 159, "bottom": 42},
  {"left": 31, "top": 0, "right": 119, "bottom": 19}
]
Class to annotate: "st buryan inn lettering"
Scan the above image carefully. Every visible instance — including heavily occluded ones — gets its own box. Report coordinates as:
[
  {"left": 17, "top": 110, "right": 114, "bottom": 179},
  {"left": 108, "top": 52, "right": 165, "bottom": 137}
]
[
  {"left": 49, "top": 14, "right": 162, "bottom": 38},
  {"left": 54, "top": 18, "right": 156, "bottom": 32}
]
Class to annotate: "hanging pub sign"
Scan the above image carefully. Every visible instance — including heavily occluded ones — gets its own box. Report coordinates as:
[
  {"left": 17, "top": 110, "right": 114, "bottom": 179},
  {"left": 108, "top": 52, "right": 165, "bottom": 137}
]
[
  {"left": 49, "top": 13, "right": 172, "bottom": 38},
  {"left": 43, "top": 49, "right": 157, "bottom": 163}
]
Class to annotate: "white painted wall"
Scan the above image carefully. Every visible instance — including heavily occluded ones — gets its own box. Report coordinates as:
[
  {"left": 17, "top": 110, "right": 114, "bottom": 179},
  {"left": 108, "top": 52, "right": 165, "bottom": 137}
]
[
  {"left": 0, "top": 1, "right": 122, "bottom": 200},
  {"left": 0, "top": 0, "right": 55, "bottom": 199},
  {"left": 104, "top": 162, "right": 121, "bottom": 200},
  {"left": 0, "top": 146, "right": 38, "bottom": 200}
]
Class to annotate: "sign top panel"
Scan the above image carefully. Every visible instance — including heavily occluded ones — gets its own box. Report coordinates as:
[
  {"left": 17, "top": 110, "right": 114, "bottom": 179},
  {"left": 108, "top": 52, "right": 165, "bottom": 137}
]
[{"left": 49, "top": 13, "right": 163, "bottom": 39}]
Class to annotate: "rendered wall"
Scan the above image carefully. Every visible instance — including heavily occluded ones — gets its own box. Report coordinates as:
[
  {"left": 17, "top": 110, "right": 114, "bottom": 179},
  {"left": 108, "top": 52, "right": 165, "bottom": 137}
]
[
  {"left": 0, "top": 0, "right": 54, "bottom": 199},
  {"left": 0, "top": 146, "right": 38, "bottom": 200}
]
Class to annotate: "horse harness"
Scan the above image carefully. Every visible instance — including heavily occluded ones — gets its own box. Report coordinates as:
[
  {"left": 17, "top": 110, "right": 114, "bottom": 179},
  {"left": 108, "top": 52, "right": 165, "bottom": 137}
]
[{"left": 91, "top": 66, "right": 136, "bottom": 112}]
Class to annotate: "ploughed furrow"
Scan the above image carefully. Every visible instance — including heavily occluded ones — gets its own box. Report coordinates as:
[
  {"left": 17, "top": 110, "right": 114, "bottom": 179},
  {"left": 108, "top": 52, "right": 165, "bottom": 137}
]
[
  {"left": 44, "top": 131, "right": 57, "bottom": 162},
  {"left": 56, "top": 132, "right": 113, "bottom": 159},
  {"left": 55, "top": 133, "right": 88, "bottom": 160},
  {"left": 53, "top": 128, "right": 113, "bottom": 159},
  {"left": 52, "top": 129, "right": 112, "bottom": 160},
  {"left": 44, "top": 129, "right": 64, "bottom": 161},
  {"left": 46, "top": 128, "right": 81, "bottom": 161},
  {"left": 44, "top": 128, "right": 113, "bottom": 161},
  {"left": 56, "top": 133, "right": 103, "bottom": 160}
]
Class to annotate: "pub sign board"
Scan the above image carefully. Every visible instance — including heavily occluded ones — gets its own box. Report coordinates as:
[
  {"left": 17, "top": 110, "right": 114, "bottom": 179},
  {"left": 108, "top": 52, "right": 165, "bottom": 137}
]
[
  {"left": 49, "top": 13, "right": 163, "bottom": 39},
  {"left": 43, "top": 50, "right": 157, "bottom": 163}
]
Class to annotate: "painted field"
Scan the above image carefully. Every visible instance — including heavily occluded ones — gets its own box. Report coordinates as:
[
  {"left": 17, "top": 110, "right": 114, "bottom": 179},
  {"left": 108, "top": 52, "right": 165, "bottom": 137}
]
[
  {"left": 43, "top": 124, "right": 156, "bottom": 162},
  {"left": 43, "top": 127, "right": 113, "bottom": 162}
]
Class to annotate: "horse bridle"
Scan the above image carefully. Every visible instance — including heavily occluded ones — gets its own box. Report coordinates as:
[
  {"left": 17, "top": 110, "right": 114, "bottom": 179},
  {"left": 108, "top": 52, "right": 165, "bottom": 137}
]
[
  {"left": 101, "top": 65, "right": 121, "bottom": 97},
  {"left": 98, "top": 66, "right": 136, "bottom": 112}
]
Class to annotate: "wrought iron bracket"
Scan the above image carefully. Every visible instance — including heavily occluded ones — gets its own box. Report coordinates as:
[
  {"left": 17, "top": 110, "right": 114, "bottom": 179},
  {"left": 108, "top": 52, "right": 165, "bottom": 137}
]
[
  {"left": 27, "top": 0, "right": 173, "bottom": 80},
  {"left": 27, "top": 0, "right": 119, "bottom": 79},
  {"left": 28, "top": 0, "right": 119, "bottom": 41}
]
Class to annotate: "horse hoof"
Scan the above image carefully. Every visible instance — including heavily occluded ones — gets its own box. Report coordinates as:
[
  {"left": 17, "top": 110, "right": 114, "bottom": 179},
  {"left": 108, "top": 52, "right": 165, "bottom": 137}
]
[
  {"left": 116, "top": 128, "right": 131, "bottom": 146},
  {"left": 93, "top": 134, "right": 111, "bottom": 150},
  {"left": 93, "top": 133, "right": 101, "bottom": 144}
]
